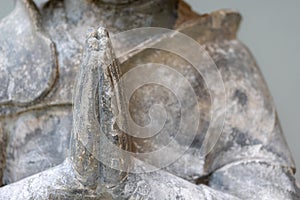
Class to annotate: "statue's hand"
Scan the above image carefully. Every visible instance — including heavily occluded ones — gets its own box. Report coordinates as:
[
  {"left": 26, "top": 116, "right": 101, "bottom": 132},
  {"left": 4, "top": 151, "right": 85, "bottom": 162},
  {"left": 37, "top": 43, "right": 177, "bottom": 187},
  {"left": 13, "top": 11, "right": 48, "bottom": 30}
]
[{"left": 0, "top": 27, "right": 117, "bottom": 200}]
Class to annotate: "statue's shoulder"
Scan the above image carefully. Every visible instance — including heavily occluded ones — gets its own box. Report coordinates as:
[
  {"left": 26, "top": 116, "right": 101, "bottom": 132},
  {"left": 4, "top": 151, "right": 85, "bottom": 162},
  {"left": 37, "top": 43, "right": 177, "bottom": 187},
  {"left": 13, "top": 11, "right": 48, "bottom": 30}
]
[
  {"left": 0, "top": 0, "right": 58, "bottom": 107},
  {"left": 177, "top": 10, "right": 296, "bottom": 173},
  {"left": 176, "top": 9, "right": 242, "bottom": 43}
]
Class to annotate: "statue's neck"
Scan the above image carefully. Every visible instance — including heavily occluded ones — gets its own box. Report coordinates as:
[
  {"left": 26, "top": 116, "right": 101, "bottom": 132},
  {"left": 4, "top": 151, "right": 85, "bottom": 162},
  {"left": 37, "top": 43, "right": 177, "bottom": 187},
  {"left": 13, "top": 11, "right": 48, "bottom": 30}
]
[{"left": 63, "top": 0, "right": 179, "bottom": 32}]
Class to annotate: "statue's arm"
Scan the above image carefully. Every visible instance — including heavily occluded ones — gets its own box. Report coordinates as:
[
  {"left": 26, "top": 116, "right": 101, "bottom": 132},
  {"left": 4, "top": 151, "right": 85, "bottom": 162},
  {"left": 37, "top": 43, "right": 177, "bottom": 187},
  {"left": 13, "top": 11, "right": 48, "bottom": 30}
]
[{"left": 204, "top": 39, "right": 300, "bottom": 199}]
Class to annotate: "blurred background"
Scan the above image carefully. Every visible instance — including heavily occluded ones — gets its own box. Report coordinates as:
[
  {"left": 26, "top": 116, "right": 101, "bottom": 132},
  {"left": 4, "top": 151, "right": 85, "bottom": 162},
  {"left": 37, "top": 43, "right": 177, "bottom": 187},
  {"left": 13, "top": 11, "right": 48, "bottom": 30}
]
[{"left": 0, "top": 1, "right": 299, "bottom": 181}]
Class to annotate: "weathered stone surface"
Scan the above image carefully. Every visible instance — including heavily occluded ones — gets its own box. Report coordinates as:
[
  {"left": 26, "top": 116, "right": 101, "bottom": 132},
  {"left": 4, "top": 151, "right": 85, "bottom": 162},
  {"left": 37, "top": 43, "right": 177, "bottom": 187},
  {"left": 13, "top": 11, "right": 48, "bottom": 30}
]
[
  {"left": 0, "top": 0, "right": 58, "bottom": 107},
  {"left": 0, "top": 0, "right": 299, "bottom": 199},
  {"left": 0, "top": 27, "right": 240, "bottom": 200},
  {"left": 2, "top": 107, "right": 72, "bottom": 184}
]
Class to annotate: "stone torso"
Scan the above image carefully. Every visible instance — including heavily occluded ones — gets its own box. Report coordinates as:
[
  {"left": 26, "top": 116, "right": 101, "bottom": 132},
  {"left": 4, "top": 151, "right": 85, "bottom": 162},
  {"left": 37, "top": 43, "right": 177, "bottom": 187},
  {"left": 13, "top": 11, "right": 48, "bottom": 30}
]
[
  {"left": 0, "top": 2, "right": 298, "bottom": 200},
  {"left": 0, "top": 0, "right": 185, "bottom": 184}
]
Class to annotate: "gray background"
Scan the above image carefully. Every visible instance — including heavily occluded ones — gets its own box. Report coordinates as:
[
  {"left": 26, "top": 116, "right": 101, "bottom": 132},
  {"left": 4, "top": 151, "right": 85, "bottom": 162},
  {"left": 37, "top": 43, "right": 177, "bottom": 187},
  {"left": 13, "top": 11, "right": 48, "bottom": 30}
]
[{"left": 0, "top": 1, "right": 299, "bottom": 181}]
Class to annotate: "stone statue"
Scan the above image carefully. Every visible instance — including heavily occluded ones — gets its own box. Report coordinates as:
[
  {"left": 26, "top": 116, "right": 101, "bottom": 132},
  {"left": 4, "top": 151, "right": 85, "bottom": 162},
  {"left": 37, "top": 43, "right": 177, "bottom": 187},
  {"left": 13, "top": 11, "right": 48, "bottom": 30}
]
[{"left": 0, "top": 0, "right": 299, "bottom": 199}]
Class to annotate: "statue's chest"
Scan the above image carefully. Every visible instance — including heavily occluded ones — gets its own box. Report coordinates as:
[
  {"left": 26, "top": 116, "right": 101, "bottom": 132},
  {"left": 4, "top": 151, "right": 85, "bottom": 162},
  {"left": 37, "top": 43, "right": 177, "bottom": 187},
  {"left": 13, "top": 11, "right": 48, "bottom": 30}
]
[
  {"left": 2, "top": 107, "right": 72, "bottom": 184},
  {"left": 42, "top": 24, "right": 83, "bottom": 105}
]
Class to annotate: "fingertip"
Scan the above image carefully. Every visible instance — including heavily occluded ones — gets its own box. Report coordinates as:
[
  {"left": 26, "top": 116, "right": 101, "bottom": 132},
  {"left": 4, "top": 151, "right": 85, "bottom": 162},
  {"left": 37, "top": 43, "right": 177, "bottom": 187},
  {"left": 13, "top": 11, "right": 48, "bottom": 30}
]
[
  {"left": 97, "top": 27, "right": 110, "bottom": 38},
  {"left": 85, "top": 27, "right": 110, "bottom": 51},
  {"left": 86, "top": 27, "right": 98, "bottom": 39}
]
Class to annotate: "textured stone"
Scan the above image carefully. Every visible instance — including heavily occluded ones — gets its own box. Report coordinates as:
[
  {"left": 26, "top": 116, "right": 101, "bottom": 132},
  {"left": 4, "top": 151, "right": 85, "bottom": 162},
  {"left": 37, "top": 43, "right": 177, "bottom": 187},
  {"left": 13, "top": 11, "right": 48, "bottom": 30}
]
[{"left": 0, "top": 0, "right": 299, "bottom": 199}]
